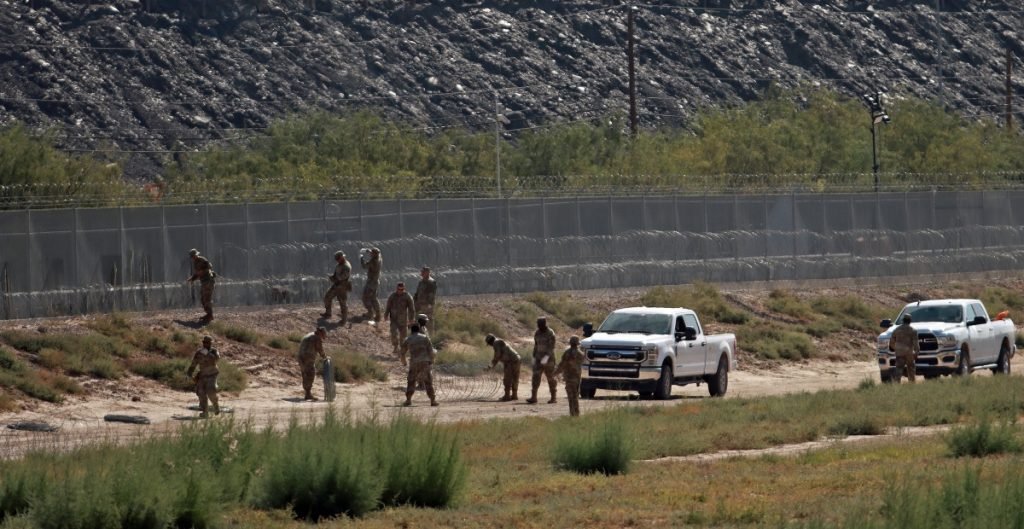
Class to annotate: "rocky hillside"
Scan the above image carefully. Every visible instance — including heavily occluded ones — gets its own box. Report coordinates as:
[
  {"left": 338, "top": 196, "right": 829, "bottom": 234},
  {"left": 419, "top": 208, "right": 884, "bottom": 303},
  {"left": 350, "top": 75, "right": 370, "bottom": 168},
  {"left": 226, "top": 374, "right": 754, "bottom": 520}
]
[{"left": 1, "top": 0, "right": 1021, "bottom": 177}]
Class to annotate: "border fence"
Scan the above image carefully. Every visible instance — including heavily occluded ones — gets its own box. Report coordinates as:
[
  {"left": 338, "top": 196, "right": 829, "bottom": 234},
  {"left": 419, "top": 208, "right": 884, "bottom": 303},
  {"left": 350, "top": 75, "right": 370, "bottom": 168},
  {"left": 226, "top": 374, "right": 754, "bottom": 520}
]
[{"left": 3, "top": 190, "right": 1024, "bottom": 320}]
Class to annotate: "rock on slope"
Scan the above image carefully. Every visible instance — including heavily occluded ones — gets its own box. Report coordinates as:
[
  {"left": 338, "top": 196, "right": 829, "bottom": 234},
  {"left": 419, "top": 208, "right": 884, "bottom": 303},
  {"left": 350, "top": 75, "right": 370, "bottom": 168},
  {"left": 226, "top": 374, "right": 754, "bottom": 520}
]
[{"left": 0, "top": 0, "right": 1020, "bottom": 177}]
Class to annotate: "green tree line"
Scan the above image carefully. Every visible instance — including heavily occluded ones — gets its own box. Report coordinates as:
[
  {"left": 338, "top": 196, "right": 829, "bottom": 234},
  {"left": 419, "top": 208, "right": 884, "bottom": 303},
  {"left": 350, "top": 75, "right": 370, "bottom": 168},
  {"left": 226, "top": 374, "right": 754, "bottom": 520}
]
[{"left": 3, "top": 88, "right": 1023, "bottom": 206}]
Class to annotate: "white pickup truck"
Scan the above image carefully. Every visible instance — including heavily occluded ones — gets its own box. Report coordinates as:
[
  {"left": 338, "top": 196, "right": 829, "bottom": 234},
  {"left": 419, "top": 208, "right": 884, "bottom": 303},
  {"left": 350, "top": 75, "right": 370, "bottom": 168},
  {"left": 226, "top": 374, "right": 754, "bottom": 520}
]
[
  {"left": 579, "top": 307, "right": 737, "bottom": 399},
  {"left": 877, "top": 299, "right": 1016, "bottom": 382}
]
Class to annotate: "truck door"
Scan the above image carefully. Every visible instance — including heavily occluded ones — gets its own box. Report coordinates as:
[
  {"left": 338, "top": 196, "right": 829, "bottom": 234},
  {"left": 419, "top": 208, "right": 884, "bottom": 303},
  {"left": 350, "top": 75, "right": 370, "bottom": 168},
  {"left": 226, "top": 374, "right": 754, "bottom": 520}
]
[
  {"left": 972, "top": 303, "right": 998, "bottom": 362},
  {"left": 965, "top": 304, "right": 993, "bottom": 363},
  {"left": 675, "top": 314, "right": 706, "bottom": 376}
]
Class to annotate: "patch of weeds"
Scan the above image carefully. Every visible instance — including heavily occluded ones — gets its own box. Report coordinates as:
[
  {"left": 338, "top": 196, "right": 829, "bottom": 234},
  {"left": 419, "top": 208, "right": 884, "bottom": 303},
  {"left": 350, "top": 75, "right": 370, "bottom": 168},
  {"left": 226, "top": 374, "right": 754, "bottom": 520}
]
[
  {"left": 512, "top": 301, "right": 541, "bottom": 329},
  {"left": 826, "top": 414, "right": 884, "bottom": 437},
  {"left": 433, "top": 306, "right": 505, "bottom": 347},
  {"left": 641, "top": 283, "right": 749, "bottom": 324},
  {"left": 857, "top": 378, "right": 877, "bottom": 391},
  {"left": 207, "top": 322, "right": 259, "bottom": 345},
  {"left": 84, "top": 313, "right": 133, "bottom": 339},
  {"left": 805, "top": 317, "right": 843, "bottom": 338},
  {"left": 737, "top": 321, "right": 813, "bottom": 360},
  {"left": 979, "top": 287, "right": 1024, "bottom": 314},
  {"left": 945, "top": 418, "right": 1023, "bottom": 458},
  {"left": 328, "top": 349, "right": 387, "bottom": 383},
  {"left": 0, "top": 390, "right": 15, "bottom": 412},
  {"left": 524, "top": 292, "right": 600, "bottom": 329},
  {"left": 810, "top": 295, "right": 887, "bottom": 332},
  {"left": 0, "top": 370, "right": 62, "bottom": 403},
  {"left": 434, "top": 346, "right": 492, "bottom": 377},
  {"left": 131, "top": 357, "right": 248, "bottom": 392},
  {"left": 36, "top": 346, "right": 123, "bottom": 379},
  {"left": 286, "top": 333, "right": 304, "bottom": 343},
  {"left": 266, "top": 336, "right": 292, "bottom": 350},
  {"left": 552, "top": 415, "right": 633, "bottom": 475},
  {"left": 766, "top": 289, "right": 816, "bottom": 320}
]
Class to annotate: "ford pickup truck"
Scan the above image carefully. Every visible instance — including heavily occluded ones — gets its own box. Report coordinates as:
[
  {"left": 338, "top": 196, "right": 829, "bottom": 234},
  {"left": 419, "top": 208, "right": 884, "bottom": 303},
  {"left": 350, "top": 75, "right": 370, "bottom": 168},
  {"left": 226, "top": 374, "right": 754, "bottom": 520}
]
[
  {"left": 579, "top": 307, "right": 737, "bottom": 399},
  {"left": 877, "top": 299, "right": 1016, "bottom": 382}
]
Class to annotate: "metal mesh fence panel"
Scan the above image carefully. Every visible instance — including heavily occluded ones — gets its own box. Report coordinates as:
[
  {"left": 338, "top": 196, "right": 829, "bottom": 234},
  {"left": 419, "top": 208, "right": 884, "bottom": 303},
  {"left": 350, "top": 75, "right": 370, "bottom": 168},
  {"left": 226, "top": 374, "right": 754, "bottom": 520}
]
[{"left": 6, "top": 191, "right": 1024, "bottom": 319}]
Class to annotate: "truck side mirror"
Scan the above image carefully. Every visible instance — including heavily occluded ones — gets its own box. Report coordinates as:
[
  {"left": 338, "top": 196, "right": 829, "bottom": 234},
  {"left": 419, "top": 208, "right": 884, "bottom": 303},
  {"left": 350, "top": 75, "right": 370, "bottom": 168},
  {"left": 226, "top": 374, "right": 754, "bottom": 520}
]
[
  {"left": 970, "top": 316, "right": 987, "bottom": 326},
  {"left": 582, "top": 323, "right": 594, "bottom": 338},
  {"left": 880, "top": 319, "right": 891, "bottom": 328},
  {"left": 683, "top": 327, "right": 697, "bottom": 341}
]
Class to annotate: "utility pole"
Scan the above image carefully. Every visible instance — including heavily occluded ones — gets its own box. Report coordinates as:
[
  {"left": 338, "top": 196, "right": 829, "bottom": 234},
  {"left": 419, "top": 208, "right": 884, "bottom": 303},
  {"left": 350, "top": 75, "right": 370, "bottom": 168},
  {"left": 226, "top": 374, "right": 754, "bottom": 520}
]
[
  {"left": 1008, "top": 48, "right": 1014, "bottom": 132},
  {"left": 935, "top": 0, "right": 944, "bottom": 106},
  {"left": 627, "top": 4, "right": 638, "bottom": 137},
  {"left": 862, "top": 92, "right": 890, "bottom": 192},
  {"left": 495, "top": 91, "right": 502, "bottom": 198}
]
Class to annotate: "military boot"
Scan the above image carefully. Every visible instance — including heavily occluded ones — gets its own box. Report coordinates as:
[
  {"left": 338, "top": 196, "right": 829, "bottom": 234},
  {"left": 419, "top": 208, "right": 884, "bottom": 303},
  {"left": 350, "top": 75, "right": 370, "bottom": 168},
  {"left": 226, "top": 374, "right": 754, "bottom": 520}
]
[
  {"left": 548, "top": 386, "right": 557, "bottom": 404},
  {"left": 526, "top": 390, "right": 538, "bottom": 404},
  {"left": 500, "top": 392, "right": 511, "bottom": 402},
  {"left": 212, "top": 401, "right": 221, "bottom": 415},
  {"left": 320, "top": 311, "right": 332, "bottom": 319}
]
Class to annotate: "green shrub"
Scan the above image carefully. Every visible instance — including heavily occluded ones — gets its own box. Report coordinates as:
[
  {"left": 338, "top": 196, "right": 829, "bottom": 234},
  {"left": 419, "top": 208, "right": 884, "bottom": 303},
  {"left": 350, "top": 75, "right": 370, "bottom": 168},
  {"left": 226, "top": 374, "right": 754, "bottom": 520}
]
[
  {"left": 641, "top": 283, "right": 749, "bottom": 324},
  {"left": 979, "top": 287, "right": 1024, "bottom": 314},
  {"left": 207, "top": 323, "right": 259, "bottom": 345},
  {"left": 524, "top": 292, "right": 599, "bottom": 329},
  {"left": 380, "top": 417, "right": 467, "bottom": 508},
  {"left": 0, "top": 370, "right": 62, "bottom": 403},
  {"left": 766, "top": 289, "right": 816, "bottom": 320},
  {"left": 433, "top": 346, "right": 492, "bottom": 377},
  {"left": 433, "top": 306, "right": 505, "bottom": 347},
  {"left": 328, "top": 349, "right": 387, "bottom": 383},
  {"left": 0, "top": 390, "right": 15, "bottom": 412},
  {"left": 826, "top": 414, "right": 884, "bottom": 437},
  {"left": 737, "top": 322, "right": 814, "bottom": 360},
  {"left": 130, "top": 357, "right": 248, "bottom": 392},
  {"left": 810, "top": 295, "right": 887, "bottom": 332},
  {"left": 512, "top": 301, "right": 541, "bottom": 329},
  {"left": 0, "top": 347, "right": 23, "bottom": 372},
  {"left": 36, "top": 345, "right": 123, "bottom": 379},
  {"left": 0, "top": 331, "right": 132, "bottom": 359},
  {"left": 552, "top": 417, "right": 633, "bottom": 475},
  {"left": 945, "top": 419, "right": 1023, "bottom": 458},
  {"left": 805, "top": 317, "right": 843, "bottom": 338},
  {"left": 265, "top": 336, "right": 291, "bottom": 350}
]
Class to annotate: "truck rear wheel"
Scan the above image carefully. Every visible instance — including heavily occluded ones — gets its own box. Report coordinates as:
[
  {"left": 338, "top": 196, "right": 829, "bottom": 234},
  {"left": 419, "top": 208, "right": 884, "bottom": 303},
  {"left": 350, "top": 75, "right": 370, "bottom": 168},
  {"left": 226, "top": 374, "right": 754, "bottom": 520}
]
[
  {"left": 654, "top": 363, "right": 673, "bottom": 400},
  {"left": 707, "top": 356, "right": 728, "bottom": 397},
  {"left": 580, "top": 387, "right": 597, "bottom": 399}
]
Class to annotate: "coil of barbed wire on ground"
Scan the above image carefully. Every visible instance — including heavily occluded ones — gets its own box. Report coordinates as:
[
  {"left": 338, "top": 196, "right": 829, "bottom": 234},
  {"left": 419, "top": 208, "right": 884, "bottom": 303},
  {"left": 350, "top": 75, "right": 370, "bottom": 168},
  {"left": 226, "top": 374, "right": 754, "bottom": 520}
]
[{"left": 384, "top": 359, "right": 502, "bottom": 402}]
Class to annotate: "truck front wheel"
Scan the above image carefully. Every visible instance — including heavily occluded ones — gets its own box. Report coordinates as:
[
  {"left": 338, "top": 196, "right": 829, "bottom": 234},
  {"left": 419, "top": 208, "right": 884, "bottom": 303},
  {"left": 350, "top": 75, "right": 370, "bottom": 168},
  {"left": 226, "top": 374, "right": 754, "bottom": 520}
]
[
  {"left": 707, "top": 356, "right": 728, "bottom": 397},
  {"left": 654, "top": 363, "right": 673, "bottom": 400},
  {"left": 955, "top": 348, "right": 971, "bottom": 377},
  {"left": 580, "top": 386, "right": 597, "bottom": 399}
]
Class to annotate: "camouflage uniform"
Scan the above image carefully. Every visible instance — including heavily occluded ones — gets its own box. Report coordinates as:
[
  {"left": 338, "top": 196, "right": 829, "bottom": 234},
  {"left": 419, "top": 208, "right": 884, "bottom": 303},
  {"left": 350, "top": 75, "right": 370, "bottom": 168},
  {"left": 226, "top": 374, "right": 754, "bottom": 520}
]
[
  {"left": 488, "top": 337, "right": 521, "bottom": 401},
  {"left": 414, "top": 274, "right": 437, "bottom": 332},
  {"left": 529, "top": 324, "right": 558, "bottom": 404},
  {"left": 403, "top": 331, "right": 437, "bottom": 406},
  {"left": 385, "top": 289, "right": 416, "bottom": 361},
  {"left": 554, "top": 339, "right": 585, "bottom": 417},
  {"left": 361, "top": 250, "right": 383, "bottom": 322},
  {"left": 296, "top": 331, "right": 326, "bottom": 400},
  {"left": 323, "top": 256, "right": 352, "bottom": 321},
  {"left": 891, "top": 321, "right": 920, "bottom": 383},
  {"left": 189, "top": 254, "right": 216, "bottom": 320},
  {"left": 186, "top": 341, "right": 219, "bottom": 417}
]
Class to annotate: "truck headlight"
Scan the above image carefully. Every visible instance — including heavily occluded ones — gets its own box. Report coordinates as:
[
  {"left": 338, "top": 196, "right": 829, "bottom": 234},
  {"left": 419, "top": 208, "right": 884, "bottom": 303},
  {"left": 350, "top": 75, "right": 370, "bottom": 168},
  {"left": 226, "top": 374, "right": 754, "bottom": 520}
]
[
  {"left": 877, "top": 338, "right": 890, "bottom": 352},
  {"left": 642, "top": 344, "right": 657, "bottom": 363},
  {"left": 937, "top": 335, "right": 957, "bottom": 348}
]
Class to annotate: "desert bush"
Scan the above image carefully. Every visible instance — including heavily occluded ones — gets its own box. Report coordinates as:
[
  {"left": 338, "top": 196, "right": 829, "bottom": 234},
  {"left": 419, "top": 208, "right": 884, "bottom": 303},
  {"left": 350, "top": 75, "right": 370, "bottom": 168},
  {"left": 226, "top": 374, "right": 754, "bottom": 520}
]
[
  {"left": 524, "top": 292, "right": 599, "bottom": 329},
  {"left": 737, "top": 321, "right": 814, "bottom": 360},
  {"left": 945, "top": 419, "right": 1023, "bottom": 458},
  {"left": 826, "top": 413, "right": 885, "bottom": 437},
  {"left": 978, "top": 287, "right": 1024, "bottom": 315},
  {"left": 766, "top": 289, "right": 816, "bottom": 320},
  {"left": 328, "top": 349, "right": 387, "bottom": 383},
  {"left": 0, "top": 390, "right": 14, "bottom": 412},
  {"left": 805, "top": 317, "right": 843, "bottom": 338},
  {"left": 512, "top": 301, "right": 541, "bottom": 329},
  {"left": 0, "top": 331, "right": 132, "bottom": 359},
  {"left": 810, "top": 295, "right": 888, "bottom": 332},
  {"left": 640, "top": 283, "right": 749, "bottom": 324},
  {"left": 433, "top": 306, "right": 505, "bottom": 347},
  {"left": 207, "top": 323, "right": 259, "bottom": 345},
  {"left": 552, "top": 416, "right": 632, "bottom": 476},
  {"left": 130, "top": 357, "right": 248, "bottom": 392},
  {"left": 379, "top": 416, "right": 467, "bottom": 508},
  {"left": 265, "top": 336, "right": 291, "bottom": 350}
]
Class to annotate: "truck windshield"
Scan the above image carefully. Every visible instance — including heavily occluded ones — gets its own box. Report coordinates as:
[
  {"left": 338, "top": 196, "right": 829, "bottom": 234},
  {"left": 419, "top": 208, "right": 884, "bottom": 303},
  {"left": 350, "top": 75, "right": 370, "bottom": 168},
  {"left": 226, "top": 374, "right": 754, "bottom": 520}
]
[
  {"left": 598, "top": 313, "right": 671, "bottom": 335},
  {"left": 898, "top": 305, "right": 963, "bottom": 324}
]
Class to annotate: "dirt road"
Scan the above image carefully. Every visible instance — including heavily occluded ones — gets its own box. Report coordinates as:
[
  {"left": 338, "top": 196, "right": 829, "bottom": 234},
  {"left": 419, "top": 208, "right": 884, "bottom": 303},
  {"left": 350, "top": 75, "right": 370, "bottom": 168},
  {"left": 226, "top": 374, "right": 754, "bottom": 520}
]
[{"left": 0, "top": 359, "right": 881, "bottom": 458}]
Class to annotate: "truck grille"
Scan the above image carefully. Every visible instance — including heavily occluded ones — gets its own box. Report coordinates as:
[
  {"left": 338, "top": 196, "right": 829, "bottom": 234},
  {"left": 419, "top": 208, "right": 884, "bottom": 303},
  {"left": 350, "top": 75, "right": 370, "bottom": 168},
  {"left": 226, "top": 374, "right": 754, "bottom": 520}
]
[
  {"left": 918, "top": 334, "right": 938, "bottom": 352},
  {"left": 587, "top": 363, "right": 641, "bottom": 378},
  {"left": 586, "top": 350, "right": 646, "bottom": 361}
]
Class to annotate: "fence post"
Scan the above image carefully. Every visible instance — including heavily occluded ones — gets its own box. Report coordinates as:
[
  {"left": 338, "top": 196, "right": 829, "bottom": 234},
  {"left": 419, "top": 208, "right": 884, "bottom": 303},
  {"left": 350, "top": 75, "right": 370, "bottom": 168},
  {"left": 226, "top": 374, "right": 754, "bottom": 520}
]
[
  {"left": 25, "top": 209, "right": 33, "bottom": 298},
  {"left": 608, "top": 195, "right": 614, "bottom": 289},
  {"left": 72, "top": 207, "right": 80, "bottom": 288},
  {"left": 244, "top": 202, "right": 252, "bottom": 304}
]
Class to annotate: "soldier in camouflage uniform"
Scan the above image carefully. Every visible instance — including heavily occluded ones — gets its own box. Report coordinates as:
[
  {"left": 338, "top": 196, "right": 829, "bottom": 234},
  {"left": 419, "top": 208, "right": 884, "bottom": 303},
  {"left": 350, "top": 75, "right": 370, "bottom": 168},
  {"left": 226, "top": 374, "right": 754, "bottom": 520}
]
[
  {"left": 360, "top": 247, "right": 383, "bottom": 322},
  {"left": 414, "top": 266, "right": 437, "bottom": 333},
  {"left": 296, "top": 327, "right": 328, "bottom": 400},
  {"left": 486, "top": 333, "right": 521, "bottom": 401},
  {"left": 891, "top": 314, "right": 920, "bottom": 383},
  {"left": 554, "top": 336, "right": 585, "bottom": 417},
  {"left": 187, "top": 249, "right": 216, "bottom": 322},
  {"left": 384, "top": 282, "right": 416, "bottom": 363},
  {"left": 403, "top": 324, "right": 438, "bottom": 407},
  {"left": 416, "top": 313, "right": 430, "bottom": 337},
  {"left": 186, "top": 335, "right": 220, "bottom": 418},
  {"left": 321, "top": 251, "right": 352, "bottom": 323},
  {"left": 527, "top": 317, "right": 558, "bottom": 404}
]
